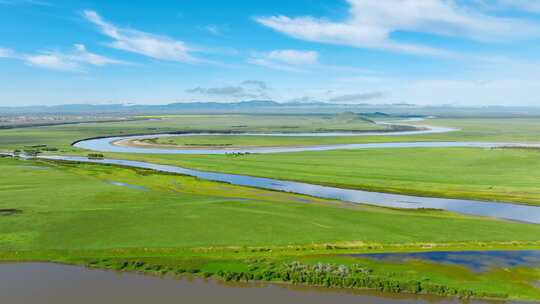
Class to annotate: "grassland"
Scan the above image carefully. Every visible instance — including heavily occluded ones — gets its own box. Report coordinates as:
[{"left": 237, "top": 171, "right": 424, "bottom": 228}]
[
  {"left": 2, "top": 113, "right": 540, "bottom": 300},
  {"left": 0, "top": 114, "right": 389, "bottom": 152},
  {"left": 1, "top": 115, "right": 540, "bottom": 153},
  {"left": 117, "top": 146, "right": 540, "bottom": 206},
  {"left": 0, "top": 115, "right": 540, "bottom": 153},
  {"left": 120, "top": 117, "right": 540, "bottom": 150},
  {"left": 1, "top": 156, "right": 540, "bottom": 300},
  {"left": 2, "top": 115, "right": 540, "bottom": 206}
]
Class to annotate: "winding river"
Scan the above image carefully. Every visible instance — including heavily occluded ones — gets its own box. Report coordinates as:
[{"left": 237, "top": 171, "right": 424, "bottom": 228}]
[
  {"left": 73, "top": 119, "right": 464, "bottom": 154},
  {"left": 4, "top": 119, "right": 540, "bottom": 303},
  {"left": 36, "top": 119, "right": 540, "bottom": 224}
]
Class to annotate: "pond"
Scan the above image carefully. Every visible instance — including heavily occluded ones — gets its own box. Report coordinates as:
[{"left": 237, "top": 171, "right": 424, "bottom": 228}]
[{"left": 347, "top": 250, "right": 540, "bottom": 272}]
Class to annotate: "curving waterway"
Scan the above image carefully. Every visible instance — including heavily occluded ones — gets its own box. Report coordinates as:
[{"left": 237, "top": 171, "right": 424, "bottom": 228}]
[
  {"left": 32, "top": 120, "right": 540, "bottom": 223},
  {"left": 39, "top": 155, "right": 540, "bottom": 224},
  {"left": 73, "top": 120, "right": 461, "bottom": 154},
  {"left": 5, "top": 120, "right": 540, "bottom": 302}
]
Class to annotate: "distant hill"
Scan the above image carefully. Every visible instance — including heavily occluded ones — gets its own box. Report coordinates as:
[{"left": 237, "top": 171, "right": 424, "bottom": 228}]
[
  {"left": 4, "top": 100, "right": 397, "bottom": 115},
  {"left": 0, "top": 100, "right": 295, "bottom": 114},
  {"left": 2, "top": 100, "right": 540, "bottom": 117}
]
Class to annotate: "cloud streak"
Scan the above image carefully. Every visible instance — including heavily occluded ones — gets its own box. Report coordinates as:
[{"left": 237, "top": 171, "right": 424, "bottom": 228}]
[
  {"left": 83, "top": 10, "right": 199, "bottom": 63},
  {"left": 0, "top": 44, "right": 125, "bottom": 71},
  {"left": 249, "top": 49, "right": 318, "bottom": 71},
  {"left": 476, "top": 0, "right": 540, "bottom": 13},
  {"left": 256, "top": 0, "right": 540, "bottom": 56}
]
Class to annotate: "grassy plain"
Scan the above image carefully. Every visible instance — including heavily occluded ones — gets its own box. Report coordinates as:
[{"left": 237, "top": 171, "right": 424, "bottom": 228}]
[
  {"left": 0, "top": 114, "right": 387, "bottom": 152},
  {"left": 2, "top": 116, "right": 540, "bottom": 153},
  {"left": 124, "top": 117, "right": 540, "bottom": 149},
  {"left": 1, "top": 157, "right": 540, "bottom": 300},
  {"left": 2, "top": 115, "right": 540, "bottom": 206},
  {"left": 118, "top": 147, "right": 540, "bottom": 206}
]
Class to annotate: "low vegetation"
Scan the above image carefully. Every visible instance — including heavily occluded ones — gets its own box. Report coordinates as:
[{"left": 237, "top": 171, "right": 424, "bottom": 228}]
[
  {"left": 2, "top": 114, "right": 540, "bottom": 300},
  {"left": 120, "top": 146, "right": 540, "bottom": 206},
  {"left": 1, "top": 157, "right": 540, "bottom": 300}
]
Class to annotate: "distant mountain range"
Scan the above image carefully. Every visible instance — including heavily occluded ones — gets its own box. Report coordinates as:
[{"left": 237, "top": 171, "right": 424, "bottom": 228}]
[
  {"left": 1, "top": 100, "right": 539, "bottom": 117},
  {"left": 0, "top": 100, "right": 401, "bottom": 114}
]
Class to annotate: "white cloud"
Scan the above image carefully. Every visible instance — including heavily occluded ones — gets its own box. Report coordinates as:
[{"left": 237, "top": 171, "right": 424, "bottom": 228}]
[
  {"left": 0, "top": 44, "right": 125, "bottom": 71},
  {"left": 25, "top": 54, "right": 80, "bottom": 71},
  {"left": 0, "top": 47, "right": 14, "bottom": 58},
  {"left": 266, "top": 49, "right": 319, "bottom": 65},
  {"left": 185, "top": 80, "right": 270, "bottom": 100},
  {"left": 502, "top": 0, "right": 540, "bottom": 12},
  {"left": 256, "top": 0, "right": 540, "bottom": 56},
  {"left": 249, "top": 49, "right": 318, "bottom": 71},
  {"left": 476, "top": 0, "right": 540, "bottom": 13},
  {"left": 83, "top": 10, "right": 198, "bottom": 63}
]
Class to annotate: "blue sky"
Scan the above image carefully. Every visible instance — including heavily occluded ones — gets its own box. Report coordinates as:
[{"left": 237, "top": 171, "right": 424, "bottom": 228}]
[{"left": 2, "top": 0, "right": 540, "bottom": 106}]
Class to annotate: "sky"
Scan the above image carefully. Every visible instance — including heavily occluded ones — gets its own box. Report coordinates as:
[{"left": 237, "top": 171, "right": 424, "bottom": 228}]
[{"left": 2, "top": 0, "right": 540, "bottom": 106}]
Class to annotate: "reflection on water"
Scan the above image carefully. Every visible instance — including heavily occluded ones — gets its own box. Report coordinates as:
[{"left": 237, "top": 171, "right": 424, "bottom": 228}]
[
  {"left": 72, "top": 119, "right": 461, "bottom": 154},
  {"left": 39, "top": 155, "right": 540, "bottom": 224},
  {"left": 348, "top": 250, "right": 540, "bottom": 272},
  {"left": 0, "top": 263, "right": 509, "bottom": 304}
]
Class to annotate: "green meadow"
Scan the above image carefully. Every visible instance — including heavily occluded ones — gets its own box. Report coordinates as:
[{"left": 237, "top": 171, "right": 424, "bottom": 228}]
[
  {"left": 119, "top": 146, "right": 540, "bottom": 206},
  {"left": 0, "top": 114, "right": 387, "bottom": 152},
  {"left": 136, "top": 117, "right": 540, "bottom": 149},
  {"left": 1, "top": 157, "right": 540, "bottom": 300},
  {"left": 2, "top": 114, "right": 540, "bottom": 300}
]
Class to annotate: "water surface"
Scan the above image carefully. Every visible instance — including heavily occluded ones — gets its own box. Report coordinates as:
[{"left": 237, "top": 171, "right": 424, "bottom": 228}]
[
  {"left": 39, "top": 155, "right": 540, "bottom": 224},
  {"left": 72, "top": 119, "right": 463, "bottom": 154},
  {"left": 348, "top": 250, "right": 540, "bottom": 272},
  {"left": 0, "top": 263, "right": 512, "bottom": 304}
]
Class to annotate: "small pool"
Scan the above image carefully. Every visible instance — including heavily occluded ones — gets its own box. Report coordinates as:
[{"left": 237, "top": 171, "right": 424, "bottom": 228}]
[{"left": 348, "top": 250, "right": 540, "bottom": 271}]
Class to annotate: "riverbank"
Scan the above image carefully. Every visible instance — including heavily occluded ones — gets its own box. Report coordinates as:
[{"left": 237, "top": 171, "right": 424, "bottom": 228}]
[
  {"left": 1, "top": 157, "right": 540, "bottom": 300},
  {"left": 110, "top": 146, "right": 540, "bottom": 207},
  {"left": 3, "top": 243, "right": 540, "bottom": 302},
  {"left": 0, "top": 262, "right": 512, "bottom": 304}
]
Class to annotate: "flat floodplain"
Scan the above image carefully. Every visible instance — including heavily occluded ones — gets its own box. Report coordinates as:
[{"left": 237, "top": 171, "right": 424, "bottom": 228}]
[
  {"left": 115, "top": 146, "right": 540, "bottom": 206},
  {"left": 1, "top": 157, "right": 540, "bottom": 300},
  {"left": 2, "top": 114, "right": 540, "bottom": 301}
]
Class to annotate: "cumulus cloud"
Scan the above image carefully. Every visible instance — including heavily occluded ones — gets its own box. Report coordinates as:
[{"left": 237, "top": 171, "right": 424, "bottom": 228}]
[
  {"left": 329, "top": 91, "right": 388, "bottom": 103},
  {"left": 0, "top": 44, "right": 125, "bottom": 71},
  {"left": 256, "top": 0, "right": 540, "bottom": 56},
  {"left": 186, "top": 80, "right": 270, "bottom": 99},
  {"left": 83, "top": 10, "right": 199, "bottom": 63},
  {"left": 249, "top": 49, "right": 318, "bottom": 71}
]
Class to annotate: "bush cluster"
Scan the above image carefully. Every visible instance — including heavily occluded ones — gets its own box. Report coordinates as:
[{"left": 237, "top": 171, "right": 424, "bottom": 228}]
[{"left": 86, "top": 259, "right": 509, "bottom": 300}]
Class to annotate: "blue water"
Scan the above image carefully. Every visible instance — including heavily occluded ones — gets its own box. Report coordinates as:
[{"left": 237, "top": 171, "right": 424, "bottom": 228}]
[
  {"left": 38, "top": 155, "right": 540, "bottom": 224},
  {"left": 72, "top": 120, "right": 465, "bottom": 155},
  {"left": 349, "top": 250, "right": 540, "bottom": 271}
]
